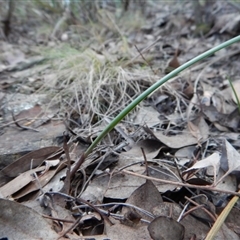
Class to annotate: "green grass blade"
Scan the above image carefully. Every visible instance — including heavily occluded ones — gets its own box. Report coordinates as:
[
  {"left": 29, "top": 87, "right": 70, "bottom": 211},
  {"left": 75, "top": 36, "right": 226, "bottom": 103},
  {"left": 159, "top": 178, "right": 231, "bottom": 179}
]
[
  {"left": 85, "top": 35, "right": 240, "bottom": 156},
  {"left": 228, "top": 77, "right": 240, "bottom": 113}
]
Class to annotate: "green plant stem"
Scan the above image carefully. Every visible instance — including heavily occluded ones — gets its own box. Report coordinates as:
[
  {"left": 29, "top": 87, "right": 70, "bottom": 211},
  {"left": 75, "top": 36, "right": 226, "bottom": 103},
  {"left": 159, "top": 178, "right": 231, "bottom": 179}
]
[
  {"left": 85, "top": 35, "right": 240, "bottom": 157},
  {"left": 228, "top": 77, "right": 240, "bottom": 113}
]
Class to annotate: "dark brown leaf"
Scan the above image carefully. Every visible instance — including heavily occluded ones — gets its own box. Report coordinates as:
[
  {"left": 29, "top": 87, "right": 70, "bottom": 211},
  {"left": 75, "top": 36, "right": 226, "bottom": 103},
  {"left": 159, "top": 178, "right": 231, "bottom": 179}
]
[
  {"left": 0, "top": 146, "right": 62, "bottom": 187},
  {"left": 122, "top": 180, "right": 163, "bottom": 221},
  {"left": 0, "top": 198, "right": 59, "bottom": 239},
  {"left": 148, "top": 216, "right": 185, "bottom": 240}
]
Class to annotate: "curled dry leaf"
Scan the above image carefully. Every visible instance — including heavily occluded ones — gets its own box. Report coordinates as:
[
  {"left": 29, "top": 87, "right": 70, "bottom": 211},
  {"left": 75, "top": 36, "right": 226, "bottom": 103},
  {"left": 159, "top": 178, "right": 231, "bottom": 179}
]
[
  {"left": 217, "top": 139, "right": 240, "bottom": 185},
  {"left": 185, "top": 152, "right": 221, "bottom": 173},
  {"left": 183, "top": 152, "right": 221, "bottom": 184},
  {"left": 221, "top": 139, "right": 240, "bottom": 173}
]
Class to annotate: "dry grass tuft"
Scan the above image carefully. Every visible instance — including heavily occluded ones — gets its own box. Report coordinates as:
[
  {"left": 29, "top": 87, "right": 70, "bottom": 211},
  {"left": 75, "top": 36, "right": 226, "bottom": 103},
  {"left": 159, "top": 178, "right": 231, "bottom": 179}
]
[
  {"left": 38, "top": 41, "right": 156, "bottom": 130},
  {"left": 13, "top": 1, "right": 159, "bottom": 131}
]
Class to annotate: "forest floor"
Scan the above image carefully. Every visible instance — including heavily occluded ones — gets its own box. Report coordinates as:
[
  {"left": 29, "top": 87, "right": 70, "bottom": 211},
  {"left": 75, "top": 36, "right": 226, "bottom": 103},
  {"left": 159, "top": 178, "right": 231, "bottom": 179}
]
[{"left": 1, "top": 1, "right": 240, "bottom": 239}]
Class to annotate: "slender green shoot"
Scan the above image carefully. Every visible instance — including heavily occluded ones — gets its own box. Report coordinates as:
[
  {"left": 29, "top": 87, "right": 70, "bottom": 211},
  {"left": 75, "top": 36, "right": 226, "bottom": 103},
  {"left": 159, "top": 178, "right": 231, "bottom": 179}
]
[
  {"left": 228, "top": 77, "right": 240, "bottom": 113},
  {"left": 85, "top": 35, "right": 240, "bottom": 157}
]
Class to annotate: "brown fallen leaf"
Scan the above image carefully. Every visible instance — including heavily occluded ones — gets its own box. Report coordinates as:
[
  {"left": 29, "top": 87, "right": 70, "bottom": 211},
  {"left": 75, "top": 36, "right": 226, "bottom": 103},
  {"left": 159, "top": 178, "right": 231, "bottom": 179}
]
[
  {"left": 12, "top": 160, "right": 66, "bottom": 200},
  {"left": 0, "top": 165, "right": 45, "bottom": 198},
  {"left": 203, "top": 105, "right": 240, "bottom": 131},
  {"left": 0, "top": 198, "right": 60, "bottom": 240},
  {"left": 148, "top": 216, "right": 185, "bottom": 240},
  {"left": 154, "top": 131, "right": 198, "bottom": 149},
  {"left": 153, "top": 202, "right": 209, "bottom": 239},
  {"left": 0, "top": 146, "right": 62, "bottom": 187},
  {"left": 192, "top": 116, "right": 209, "bottom": 141},
  {"left": 183, "top": 152, "right": 221, "bottom": 184},
  {"left": 165, "top": 49, "right": 181, "bottom": 73},
  {"left": 208, "top": 13, "right": 240, "bottom": 36},
  {"left": 122, "top": 180, "right": 163, "bottom": 221},
  {"left": 217, "top": 139, "right": 240, "bottom": 186},
  {"left": 105, "top": 218, "right": 151, "bottom": 240},
  {"left": 121, "top": 139, "right": 163, "bottom": 160},
  {"left": 188, "top": 121, "right": 202, "bottom": 142}
]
